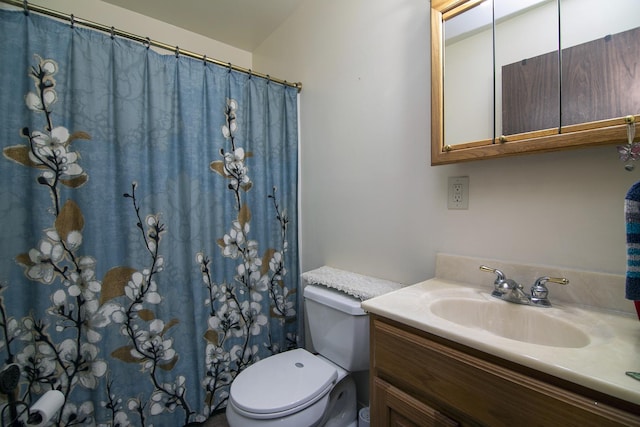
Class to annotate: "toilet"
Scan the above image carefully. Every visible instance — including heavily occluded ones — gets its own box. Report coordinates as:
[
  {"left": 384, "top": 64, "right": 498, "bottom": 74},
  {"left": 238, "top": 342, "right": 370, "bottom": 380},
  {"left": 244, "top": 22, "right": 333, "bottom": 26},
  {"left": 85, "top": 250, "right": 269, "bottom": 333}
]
[{"left": 226, "top": 284, "right": 369, "bottom": 427}]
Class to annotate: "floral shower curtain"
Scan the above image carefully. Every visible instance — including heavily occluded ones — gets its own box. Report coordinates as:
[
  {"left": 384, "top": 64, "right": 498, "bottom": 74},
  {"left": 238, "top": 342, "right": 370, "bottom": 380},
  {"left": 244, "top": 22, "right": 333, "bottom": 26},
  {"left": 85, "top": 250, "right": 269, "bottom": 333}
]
[{"left": 0, "top": 9, "right": 300, "bottom": 426}]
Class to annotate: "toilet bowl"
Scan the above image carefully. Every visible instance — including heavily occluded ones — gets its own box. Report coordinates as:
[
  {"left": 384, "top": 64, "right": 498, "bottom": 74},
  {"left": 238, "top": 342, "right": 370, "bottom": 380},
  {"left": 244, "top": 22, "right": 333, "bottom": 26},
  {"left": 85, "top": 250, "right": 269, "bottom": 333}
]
[
  {"left": 226, "top": 349, "right": 357, "bottom": 427},
  {"left": 226, "top": 284, "right": 368, "bottom": 427}
]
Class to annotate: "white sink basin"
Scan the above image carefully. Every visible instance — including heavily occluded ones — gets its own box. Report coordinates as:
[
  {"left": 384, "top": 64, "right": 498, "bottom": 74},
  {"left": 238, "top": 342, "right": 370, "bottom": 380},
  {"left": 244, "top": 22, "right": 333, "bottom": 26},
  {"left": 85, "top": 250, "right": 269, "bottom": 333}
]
[{"left": 429, "top": 297, "right": 590, "bottom": 348}]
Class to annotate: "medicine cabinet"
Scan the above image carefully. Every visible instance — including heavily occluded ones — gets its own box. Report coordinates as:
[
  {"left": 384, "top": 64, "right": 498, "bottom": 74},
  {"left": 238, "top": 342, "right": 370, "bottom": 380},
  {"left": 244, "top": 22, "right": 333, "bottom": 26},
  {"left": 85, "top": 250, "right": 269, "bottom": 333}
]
[{"left": 431, "top": 0, "right": 640, "bottom": 165}]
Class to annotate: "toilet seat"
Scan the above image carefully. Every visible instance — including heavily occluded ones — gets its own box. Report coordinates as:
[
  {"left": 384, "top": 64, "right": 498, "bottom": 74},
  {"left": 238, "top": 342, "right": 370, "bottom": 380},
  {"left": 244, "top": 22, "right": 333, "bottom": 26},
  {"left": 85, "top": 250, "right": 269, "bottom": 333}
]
[{"left": 229, "top": 348, "right": 338, "bottom": 419}]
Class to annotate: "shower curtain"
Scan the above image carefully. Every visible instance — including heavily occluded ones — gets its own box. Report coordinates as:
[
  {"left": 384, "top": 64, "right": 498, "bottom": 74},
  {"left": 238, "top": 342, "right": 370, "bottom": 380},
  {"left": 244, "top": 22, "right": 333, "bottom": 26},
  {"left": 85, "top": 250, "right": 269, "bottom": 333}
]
[{"left": 0, "top": 9, "right": 300, "bottom": 426}]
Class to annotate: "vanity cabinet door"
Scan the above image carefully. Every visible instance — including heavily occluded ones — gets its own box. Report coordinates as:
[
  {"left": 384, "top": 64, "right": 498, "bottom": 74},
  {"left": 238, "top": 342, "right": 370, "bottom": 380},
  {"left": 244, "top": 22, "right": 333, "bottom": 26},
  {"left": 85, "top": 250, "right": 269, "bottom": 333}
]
[
  {"left": 372, "top": 377, "right": 459, "bottom": 427},
  {"left": 370, "top": 315, "right": 640, "bottom": 427}
]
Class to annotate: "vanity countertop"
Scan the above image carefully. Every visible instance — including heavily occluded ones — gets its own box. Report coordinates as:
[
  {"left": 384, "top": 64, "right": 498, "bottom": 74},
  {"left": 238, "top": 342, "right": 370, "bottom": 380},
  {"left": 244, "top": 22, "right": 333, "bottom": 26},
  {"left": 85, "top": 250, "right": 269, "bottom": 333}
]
[{"left": 362, "top": 277, "right": 640, "bottom": 406}]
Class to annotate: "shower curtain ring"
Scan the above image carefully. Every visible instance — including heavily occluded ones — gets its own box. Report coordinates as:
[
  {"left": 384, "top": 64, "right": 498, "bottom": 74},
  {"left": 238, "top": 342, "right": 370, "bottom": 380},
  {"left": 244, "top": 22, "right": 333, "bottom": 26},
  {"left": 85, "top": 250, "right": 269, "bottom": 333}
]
[
  {"left": 70, "top": 14, "right": 75, "bottom": 28},
  {"left": 248, "top": 69, "right": 252, "bottom": 79},
  {"left": 144, "top": 37, "right": 150, "bottom": 49},
  {"left": 110, "top": 26, "right": 115, "bottom": 39},
  {"left": 22, "top": 0, "right": 28, "bottom": 15},
  {"left": 203, "top": 55, "right": 207, "bottom": 65},
  {"left": 175, "top": 46, "right": 180, "bottom": 58},
  {"left": 267, "top": 75, "right": 271, "bottom": 84},
  {"left": 228, "top": 62, "right": 232, "bottom": 73}
]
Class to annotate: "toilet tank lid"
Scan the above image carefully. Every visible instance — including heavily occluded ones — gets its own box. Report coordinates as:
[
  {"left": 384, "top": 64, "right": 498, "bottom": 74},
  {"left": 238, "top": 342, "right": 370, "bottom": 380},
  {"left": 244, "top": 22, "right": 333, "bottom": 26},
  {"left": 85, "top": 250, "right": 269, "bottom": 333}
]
[{"left": 303, "top": 284, "right": 367, "bottom": 315}]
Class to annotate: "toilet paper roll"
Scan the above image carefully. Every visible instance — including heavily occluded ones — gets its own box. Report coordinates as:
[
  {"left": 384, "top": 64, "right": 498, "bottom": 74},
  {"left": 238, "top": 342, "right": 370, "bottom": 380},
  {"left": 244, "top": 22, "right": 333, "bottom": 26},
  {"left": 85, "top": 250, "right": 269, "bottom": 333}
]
[{"left": 27, "top": 390, "right": 65, "bottom": 427}]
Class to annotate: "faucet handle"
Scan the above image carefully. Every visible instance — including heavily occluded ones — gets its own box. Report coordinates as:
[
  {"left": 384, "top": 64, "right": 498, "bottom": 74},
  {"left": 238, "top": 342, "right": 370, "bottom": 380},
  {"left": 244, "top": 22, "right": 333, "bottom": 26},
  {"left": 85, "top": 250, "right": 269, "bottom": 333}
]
[
  {"left": 479, "top": 265, "right": 505, "bottom": 283},
  {"left": 480, "top": 265, "right": 520, "bottom": 296},
  {"left": 530, "top": 276, "right": 569, "bottom": 307}
]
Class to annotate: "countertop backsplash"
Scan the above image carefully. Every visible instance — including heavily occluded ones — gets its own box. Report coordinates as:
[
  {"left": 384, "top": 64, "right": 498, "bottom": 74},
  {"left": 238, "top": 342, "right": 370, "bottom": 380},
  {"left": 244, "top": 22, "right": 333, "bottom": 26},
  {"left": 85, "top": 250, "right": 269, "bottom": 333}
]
[{"left": 435, "top": 253, "right": 635, "bottom": 315}]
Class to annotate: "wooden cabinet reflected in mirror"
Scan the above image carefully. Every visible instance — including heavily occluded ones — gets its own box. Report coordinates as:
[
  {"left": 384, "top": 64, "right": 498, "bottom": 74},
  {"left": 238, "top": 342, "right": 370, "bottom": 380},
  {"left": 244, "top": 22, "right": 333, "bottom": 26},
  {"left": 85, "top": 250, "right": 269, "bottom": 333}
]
[
  {"left": 431, "top": 0, "right": 640, "bottom": 165},
  {"left": 562, "top": 26, "right": 640, "bottom": 126},
  {"left": 503, "top": 26, "right": 640, "bottom": 135},
  {"left": 501, "top": 48, "right": 559, "bottom": 135}
]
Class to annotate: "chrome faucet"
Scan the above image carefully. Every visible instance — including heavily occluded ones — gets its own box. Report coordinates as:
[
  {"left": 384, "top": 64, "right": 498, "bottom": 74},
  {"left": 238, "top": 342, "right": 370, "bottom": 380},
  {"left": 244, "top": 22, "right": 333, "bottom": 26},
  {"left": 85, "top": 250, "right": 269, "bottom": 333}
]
[{"left": 479, "top": 265, "right": 569, "bottom": 308}]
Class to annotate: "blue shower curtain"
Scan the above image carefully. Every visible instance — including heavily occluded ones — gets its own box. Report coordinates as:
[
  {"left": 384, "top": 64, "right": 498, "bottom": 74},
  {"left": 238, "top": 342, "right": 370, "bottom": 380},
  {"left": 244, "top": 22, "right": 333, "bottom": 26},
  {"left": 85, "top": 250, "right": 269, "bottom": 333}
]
[{"left": 0, "top": 9, "right": 300, "bottom": 426}]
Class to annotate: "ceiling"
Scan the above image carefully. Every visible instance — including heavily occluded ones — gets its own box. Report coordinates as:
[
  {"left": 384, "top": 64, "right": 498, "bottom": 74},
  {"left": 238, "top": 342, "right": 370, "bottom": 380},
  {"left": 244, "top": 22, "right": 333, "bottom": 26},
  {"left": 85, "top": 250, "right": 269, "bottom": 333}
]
[{"left": 101, "top": 0, "right": 305, "bottom": 52}]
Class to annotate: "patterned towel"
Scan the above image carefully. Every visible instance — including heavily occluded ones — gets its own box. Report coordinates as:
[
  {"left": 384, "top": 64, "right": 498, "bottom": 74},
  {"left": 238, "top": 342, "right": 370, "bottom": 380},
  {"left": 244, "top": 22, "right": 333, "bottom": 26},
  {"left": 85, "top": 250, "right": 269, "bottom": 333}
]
[
  {"left": 301, "top": 266, "right": 404, "bottom": 301},
  {"left": 625, "top": 181, "right": 640, "bottom": 300}
]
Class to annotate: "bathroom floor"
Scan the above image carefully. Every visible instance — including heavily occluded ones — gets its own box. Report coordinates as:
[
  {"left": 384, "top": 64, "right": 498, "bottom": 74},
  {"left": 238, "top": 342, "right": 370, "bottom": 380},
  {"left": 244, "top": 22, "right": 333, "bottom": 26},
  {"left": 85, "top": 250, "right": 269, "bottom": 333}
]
[{"left": 203, "top": 412, "right": 229, "bottom": 427}]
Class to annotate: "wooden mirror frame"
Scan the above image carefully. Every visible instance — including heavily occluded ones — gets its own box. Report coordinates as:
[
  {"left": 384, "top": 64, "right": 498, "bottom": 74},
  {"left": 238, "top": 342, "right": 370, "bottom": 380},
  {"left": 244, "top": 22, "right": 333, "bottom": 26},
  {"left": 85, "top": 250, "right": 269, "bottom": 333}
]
[{"left": 431, "top": 0, "right": 638, "bottom": 165}]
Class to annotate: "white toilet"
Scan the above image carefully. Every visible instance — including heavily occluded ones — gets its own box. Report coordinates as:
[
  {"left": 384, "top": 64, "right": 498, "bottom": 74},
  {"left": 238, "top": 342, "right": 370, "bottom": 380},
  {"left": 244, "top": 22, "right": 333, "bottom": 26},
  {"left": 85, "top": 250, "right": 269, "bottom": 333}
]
[{"left": 226, "top": 284, "right": 369, "bottom": 427}]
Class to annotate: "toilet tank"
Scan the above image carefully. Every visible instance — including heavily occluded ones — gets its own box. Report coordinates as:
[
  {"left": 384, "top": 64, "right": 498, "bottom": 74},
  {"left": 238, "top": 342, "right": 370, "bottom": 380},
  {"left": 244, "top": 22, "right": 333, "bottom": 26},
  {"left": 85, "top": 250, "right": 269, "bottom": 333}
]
[{"left": 303, "top": 284, "right": 369, "bottom": 372}]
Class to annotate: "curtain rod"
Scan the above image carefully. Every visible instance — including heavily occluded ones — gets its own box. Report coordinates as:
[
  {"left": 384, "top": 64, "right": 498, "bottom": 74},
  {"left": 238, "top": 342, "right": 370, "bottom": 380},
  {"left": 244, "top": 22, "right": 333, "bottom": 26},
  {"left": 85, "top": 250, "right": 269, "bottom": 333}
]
[{"left": 1, "top": 0, "right": 302, "bottom": 93}]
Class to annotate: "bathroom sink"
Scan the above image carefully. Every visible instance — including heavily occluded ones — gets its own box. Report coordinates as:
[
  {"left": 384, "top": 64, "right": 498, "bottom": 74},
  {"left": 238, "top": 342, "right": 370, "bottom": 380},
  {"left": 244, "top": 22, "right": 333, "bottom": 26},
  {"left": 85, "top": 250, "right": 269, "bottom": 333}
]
[
  {"left": 429, "top": 297, "right": 590, "bottom": 348},
  {"left": 361, "top": 277, "right": 638, "bottom": 407}
]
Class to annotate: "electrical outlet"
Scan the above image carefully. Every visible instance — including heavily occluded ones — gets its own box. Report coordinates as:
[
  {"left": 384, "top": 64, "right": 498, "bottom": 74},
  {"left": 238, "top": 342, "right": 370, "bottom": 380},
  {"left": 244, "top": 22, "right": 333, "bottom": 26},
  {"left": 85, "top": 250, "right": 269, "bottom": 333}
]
[{"left": 448, "top": 176, "right": 469, "bottom": 210}]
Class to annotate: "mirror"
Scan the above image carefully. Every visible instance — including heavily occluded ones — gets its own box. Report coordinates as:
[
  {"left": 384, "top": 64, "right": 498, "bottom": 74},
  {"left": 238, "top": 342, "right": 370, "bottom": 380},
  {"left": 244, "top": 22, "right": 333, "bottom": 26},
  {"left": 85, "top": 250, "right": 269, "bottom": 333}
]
[
  {"left": 444, "top": 2, "right": 493, "bottom": 147},
  {"left": 432, "top": 0, "right": 640, "bottom": 165}
]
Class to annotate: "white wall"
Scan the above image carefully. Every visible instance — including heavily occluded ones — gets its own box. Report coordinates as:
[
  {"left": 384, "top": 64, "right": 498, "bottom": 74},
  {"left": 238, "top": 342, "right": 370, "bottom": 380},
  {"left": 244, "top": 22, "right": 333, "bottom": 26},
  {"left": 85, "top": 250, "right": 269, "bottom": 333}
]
[
  {"left": 254, "top": 0, "right": 640, "bottom": 286},
  {"left": 24, "top": 0, "right": 252, "bottom": 69}
]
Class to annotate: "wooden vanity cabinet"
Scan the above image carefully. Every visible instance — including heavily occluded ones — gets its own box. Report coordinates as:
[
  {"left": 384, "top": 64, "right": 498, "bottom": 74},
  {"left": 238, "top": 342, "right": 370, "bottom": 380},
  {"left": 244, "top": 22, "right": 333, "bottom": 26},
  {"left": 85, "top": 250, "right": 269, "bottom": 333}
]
[{"left": 369, "top": 315, "right": 640, "bottom": 427}]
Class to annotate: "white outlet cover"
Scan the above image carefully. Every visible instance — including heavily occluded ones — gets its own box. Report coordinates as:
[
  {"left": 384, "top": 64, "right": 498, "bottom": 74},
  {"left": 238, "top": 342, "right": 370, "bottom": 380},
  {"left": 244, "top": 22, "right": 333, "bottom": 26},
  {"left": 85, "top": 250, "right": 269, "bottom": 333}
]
[{"left": 448, "top": 176, "right": 469, "bottom": 210}]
